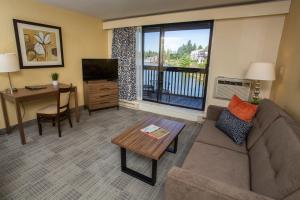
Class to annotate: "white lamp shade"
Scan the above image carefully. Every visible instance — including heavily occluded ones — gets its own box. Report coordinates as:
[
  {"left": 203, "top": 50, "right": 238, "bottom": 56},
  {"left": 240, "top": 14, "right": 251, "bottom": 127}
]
[
  {"left": 0, "top": 53, "right": 20, "bottom": 73},
  {"left": 245, "top": 62, "right": 275, "bottom": 81}
]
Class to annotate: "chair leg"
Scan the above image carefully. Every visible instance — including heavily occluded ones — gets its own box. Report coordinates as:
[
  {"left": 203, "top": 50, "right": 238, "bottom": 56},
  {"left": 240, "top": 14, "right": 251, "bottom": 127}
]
[
  {"left": 37, "top": 115, "right": 42, "bottom": 136},
  {"left": 57, "top": 117, "right": 62, "bottom": 137},
  {"left": 52, "top": 118, "right": 55, "bottom": 127},
  {"left": 68, "top": 112, "right": 73, "bottom": 128}
]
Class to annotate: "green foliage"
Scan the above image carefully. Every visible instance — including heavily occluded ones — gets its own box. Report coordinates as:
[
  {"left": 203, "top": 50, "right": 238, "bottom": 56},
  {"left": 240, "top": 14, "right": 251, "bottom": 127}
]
[
  {"left": 144, "top": 50, "right": 158, "bottom": 58},
  {"left": 51, "top": 72, "right": 59, "bottom": 81},
  {"left": 177, "top": 40, "right": 198, "bottom": 58},
  {"left": 179, "top": 54, "right": 191, "bottom": 67}
]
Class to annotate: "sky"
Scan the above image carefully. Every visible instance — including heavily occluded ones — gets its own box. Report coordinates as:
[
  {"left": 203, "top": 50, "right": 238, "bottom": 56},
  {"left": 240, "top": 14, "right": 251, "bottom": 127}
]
[{"left": 144, "top": 29, "right": 210, "bottom": 52}]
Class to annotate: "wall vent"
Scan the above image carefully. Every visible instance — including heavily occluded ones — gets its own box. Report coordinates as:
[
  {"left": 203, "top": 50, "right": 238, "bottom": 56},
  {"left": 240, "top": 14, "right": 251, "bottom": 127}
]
[{"left": 214, "top": 76, "right": 251, "bottom": 101}]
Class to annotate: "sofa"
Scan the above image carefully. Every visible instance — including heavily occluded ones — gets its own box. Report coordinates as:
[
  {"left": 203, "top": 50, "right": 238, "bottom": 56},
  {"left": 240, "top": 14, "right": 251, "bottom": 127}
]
[{"left": 165, "top": 99, "right": 300, "bottom": 200}]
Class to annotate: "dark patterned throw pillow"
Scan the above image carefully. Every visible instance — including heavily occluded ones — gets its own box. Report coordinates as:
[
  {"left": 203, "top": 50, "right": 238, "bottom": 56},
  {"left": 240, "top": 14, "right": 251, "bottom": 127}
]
[{"left": 216, "top": 109, "right": 253, "bottom": 145}]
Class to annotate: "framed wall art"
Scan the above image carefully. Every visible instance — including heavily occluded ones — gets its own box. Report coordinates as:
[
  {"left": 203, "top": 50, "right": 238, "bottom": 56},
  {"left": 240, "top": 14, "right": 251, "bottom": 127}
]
[{"left": 13, "top": 19, "right": 64, "bottom": 69}]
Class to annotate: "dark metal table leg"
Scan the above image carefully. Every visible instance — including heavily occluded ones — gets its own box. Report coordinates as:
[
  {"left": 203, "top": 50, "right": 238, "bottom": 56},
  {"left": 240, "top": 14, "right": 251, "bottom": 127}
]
[
  {"left": 166, "top": 135, "right": 178, "bottom": 153},
  {"left": 120, "top": 147, "right": 157, "bottom": 186},
  {"left": 121, "top": 147, "right": 127, "bottom": 170},
  {"left": 151, "top": 159, "right": 157, "bottom": 185}
]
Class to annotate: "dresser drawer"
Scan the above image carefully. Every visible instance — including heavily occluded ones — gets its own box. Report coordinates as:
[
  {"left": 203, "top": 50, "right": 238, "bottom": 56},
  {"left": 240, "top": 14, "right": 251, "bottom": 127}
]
[
  {"left": 89, "top": 99, "right": 118, "bottom": 109},
  {"left": 88, "top": 83, "right": 117, "bottom": 91},
  {"left": 89, "top": 88, "right": 118, "bottom": 96},
  {"left": 84, "top": 80, "right": 119, "bottom": 111},
  {"left": 89, "top": 95, "right": 118, "bottom": 102}
]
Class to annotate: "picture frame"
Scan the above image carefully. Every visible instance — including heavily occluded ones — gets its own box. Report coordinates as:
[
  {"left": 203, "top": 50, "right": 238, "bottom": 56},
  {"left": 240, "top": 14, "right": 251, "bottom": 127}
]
[{"left": 13, "top": 19, "right": 64, "bottom": 69}]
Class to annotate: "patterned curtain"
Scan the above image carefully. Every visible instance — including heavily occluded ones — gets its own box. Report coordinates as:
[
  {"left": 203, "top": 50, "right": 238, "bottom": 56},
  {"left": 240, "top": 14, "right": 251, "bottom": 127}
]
[{"left": 112, "top": 27, "right": 137, "bottom": 101}]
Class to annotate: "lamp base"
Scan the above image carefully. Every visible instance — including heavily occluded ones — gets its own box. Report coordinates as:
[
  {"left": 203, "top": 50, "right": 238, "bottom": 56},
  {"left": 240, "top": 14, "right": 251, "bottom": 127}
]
[
  {"left": 5, "top": 88, "right": 18, "bottom": 94},
  {"left": 250, "top": 97, "right": 261, "bottom": 105},
  {"left": 250, "top": 80, "right": 261, "bottom": 105}
]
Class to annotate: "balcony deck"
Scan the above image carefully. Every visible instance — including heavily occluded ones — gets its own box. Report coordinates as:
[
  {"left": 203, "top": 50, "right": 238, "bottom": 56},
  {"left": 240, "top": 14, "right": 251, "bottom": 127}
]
[
  {"left": 143, "top": 92, "right": 203, "bottom": 110},
  {"left": 143, "top": 66, "right": 207, "bottom": 110}
]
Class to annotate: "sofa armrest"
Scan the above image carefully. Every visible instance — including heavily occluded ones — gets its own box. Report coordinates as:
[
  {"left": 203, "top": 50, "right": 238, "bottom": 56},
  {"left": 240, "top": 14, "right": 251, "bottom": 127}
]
[
  {"left": 165, "top": 167, "right": 274, "bottom": 200},
  {"left": 206, "top": 105, "right": 225, "bottom": 121}
]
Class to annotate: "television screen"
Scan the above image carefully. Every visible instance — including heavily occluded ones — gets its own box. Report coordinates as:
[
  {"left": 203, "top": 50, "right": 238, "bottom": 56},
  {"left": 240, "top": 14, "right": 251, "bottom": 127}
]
[{"left": 82, "top": 59, "right": 118, "bottom": 81}]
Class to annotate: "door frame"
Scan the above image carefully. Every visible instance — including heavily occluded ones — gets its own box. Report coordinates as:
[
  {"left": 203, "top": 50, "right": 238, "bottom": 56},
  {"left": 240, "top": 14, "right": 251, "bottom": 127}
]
[{"left": 142, "top": 20, "right": 214, "bottom": 111}]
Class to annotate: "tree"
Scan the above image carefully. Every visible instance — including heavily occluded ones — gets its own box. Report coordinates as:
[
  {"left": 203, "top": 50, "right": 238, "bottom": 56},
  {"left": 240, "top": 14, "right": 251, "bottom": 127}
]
[
  {"left": 177, "top": 40, "right": 198, "bottom": 58},
  {"left": 192, "top": 43, "right": 197, "bottom": 51},
  {"left": 179, "top": 54, "right": 191, "bottom": 67},
  {"left": 144, "top": 50, "right": 158, "bottom": 58}
]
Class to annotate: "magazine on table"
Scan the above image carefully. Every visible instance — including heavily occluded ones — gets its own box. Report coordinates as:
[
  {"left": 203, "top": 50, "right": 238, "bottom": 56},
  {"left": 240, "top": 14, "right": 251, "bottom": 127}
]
[{"left": 141, "top": 124, "right": 170, "bottom": 139}]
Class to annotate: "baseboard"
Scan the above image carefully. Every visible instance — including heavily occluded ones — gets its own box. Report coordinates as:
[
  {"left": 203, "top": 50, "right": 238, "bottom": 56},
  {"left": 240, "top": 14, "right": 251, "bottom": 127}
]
[
  {"left": 137, "top": 100, "right": 205, "bottom": 122},
  {"left": 119, "top": 99, "right": 139, "bottom": 110}
]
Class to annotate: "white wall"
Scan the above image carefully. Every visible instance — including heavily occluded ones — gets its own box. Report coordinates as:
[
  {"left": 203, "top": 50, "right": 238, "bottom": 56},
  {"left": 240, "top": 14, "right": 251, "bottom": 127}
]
[{"left": 207, "top": 15, "right": 285, "bottom": 108}]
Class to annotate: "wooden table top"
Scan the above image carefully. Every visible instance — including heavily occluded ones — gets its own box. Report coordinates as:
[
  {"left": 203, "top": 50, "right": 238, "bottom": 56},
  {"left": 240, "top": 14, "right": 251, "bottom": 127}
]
[
  {"left": 111, "top": 116, "right": 185, "bottom": 160},
  {"left": 1, "top": 83, "right": 73, "bottom": 102}
]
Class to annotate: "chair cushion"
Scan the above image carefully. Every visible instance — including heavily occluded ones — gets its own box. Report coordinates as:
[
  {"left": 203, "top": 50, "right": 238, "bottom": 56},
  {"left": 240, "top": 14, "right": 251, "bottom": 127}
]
[
  {"left": 216, "top": 109, "right": 252, "bottom": 145},
  {"left": 195, "top": 120, "right": 247, "bottom": 154},
  {"left": 228, "top": 95, "right": 257, "bottom": 122},
  {"left": 37, "top": 104, "right": 67, "bottom": 115},
  {"left": 249, "top": 117, "right": 300, "bottom": 199},
  {"left": 182, "top": 142, "right": 250, "bottom": 190}
]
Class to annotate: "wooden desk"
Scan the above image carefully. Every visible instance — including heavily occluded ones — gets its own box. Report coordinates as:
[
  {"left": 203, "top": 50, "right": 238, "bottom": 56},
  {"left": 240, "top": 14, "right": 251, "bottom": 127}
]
[{"left": 0, "top": 84, "right": 80, "bottom": 145}]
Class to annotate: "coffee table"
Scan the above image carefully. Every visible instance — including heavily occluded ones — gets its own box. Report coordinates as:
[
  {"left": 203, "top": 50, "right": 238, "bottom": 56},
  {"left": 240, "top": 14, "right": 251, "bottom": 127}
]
[{"left": 111, "top": 116, "right": 185, "bottom": 185}]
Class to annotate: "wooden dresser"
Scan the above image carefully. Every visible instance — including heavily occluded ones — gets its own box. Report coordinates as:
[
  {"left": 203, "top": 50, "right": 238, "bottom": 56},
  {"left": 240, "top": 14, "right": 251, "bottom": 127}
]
[{"left": 83, "top": 80, "right": 119, "bottom": 114}]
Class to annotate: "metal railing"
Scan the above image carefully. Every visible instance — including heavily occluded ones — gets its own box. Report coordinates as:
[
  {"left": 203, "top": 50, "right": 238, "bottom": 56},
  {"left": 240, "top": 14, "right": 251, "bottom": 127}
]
[{"left": 143, "top": 66, "right": 207, "bottom": 98}]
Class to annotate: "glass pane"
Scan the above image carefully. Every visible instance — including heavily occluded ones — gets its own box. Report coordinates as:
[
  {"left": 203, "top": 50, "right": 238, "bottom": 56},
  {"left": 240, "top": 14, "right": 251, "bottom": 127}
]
[
  {"left": 163, "top": 29, "right": 210, "bottom": 68},
  {"left": 143, "top": 32, "right": 160, "bottom": 66}
]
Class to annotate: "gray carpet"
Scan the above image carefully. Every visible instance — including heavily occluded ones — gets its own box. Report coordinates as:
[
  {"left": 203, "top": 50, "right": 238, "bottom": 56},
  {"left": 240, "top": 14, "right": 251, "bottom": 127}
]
[{"left": 0, "top": 107, "right": 202, "bottom": 200}]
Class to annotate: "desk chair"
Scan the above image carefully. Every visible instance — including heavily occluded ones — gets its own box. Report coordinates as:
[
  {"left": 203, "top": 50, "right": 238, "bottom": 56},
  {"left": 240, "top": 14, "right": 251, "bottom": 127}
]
[{"left": 37, "top": 85, "right": 73, "bottom": 137}]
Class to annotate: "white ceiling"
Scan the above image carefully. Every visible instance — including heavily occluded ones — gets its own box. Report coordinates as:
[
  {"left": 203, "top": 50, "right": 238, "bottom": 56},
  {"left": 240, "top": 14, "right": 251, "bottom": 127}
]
[{"left": 38, "top": 0, "right": 278, "bottom": 21}]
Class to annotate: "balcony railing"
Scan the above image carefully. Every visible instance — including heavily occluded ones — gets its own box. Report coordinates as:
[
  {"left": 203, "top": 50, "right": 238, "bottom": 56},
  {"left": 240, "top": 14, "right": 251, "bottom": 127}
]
[{"left": 143, "top": 65, "right": 208, "bottom": 110}]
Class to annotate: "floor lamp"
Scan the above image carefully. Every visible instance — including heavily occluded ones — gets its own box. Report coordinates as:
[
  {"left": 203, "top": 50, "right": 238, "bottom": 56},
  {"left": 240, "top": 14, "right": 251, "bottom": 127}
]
[{"left": 0, "top": 53, "right": 20, "bottom": 94}]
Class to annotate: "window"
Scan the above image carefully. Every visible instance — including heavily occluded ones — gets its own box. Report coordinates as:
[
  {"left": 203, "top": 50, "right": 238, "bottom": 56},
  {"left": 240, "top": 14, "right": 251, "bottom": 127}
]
[{"left": 142, "top": 21, "right": 213, "bottom": 110}]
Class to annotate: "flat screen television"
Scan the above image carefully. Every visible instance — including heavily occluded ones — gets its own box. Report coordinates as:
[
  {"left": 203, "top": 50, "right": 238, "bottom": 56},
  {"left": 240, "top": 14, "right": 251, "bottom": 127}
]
[{"left": 82, "top": 59, "right": 118, "bottom": 81}]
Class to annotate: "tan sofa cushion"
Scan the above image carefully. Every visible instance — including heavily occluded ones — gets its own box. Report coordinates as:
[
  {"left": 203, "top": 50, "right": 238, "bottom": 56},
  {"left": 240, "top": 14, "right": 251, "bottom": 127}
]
[
  {"left": 195, "top": 120, "right": 247, "bottom": 154},
  {"left": 247, "top": 99, "right": 294, "bottom": 149},
  {"left": 182, "top": 142, "right": 250, "bottom": 190},
  {"left": 249, "top": 118, "right": 300, "bottom": 199},
  {"left": 166, "top": 167, "right": 274, "bottom": 200}
]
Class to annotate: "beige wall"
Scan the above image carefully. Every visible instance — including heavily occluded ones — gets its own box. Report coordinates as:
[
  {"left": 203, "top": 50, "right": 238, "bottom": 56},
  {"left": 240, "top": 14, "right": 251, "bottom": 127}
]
[
  {"left": 271, "top": 0, "right": 300, "bottom": 123},
  {"left": 0, "top": 0, "right": 108, "bottom": 129},
  {"left": 106, "top": 15, "right": 285, "bottom": 110},
  {"left": 103, "top": 0, "right": 290, "bottom": 29},
  {"left": 207, "top": 15, "right": 285, "bottom": 108}
]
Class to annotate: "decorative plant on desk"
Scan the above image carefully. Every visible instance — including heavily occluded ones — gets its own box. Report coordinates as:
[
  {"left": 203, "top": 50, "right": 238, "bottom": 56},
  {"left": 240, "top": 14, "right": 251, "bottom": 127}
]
[{"left": 51, "top": 72, "right": 59, "bottom": 86}]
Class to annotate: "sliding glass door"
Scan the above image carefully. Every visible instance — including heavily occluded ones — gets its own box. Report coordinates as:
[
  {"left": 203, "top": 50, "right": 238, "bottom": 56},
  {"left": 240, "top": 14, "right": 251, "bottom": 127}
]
[{"left": 142, "top": 21, "right": 213, "bottom": 110}]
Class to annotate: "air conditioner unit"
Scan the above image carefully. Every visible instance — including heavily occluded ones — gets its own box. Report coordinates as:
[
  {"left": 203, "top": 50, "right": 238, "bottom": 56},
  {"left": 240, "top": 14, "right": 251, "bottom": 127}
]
[{"left": 214, "top": 76, "right": 251, "bottom": 101}]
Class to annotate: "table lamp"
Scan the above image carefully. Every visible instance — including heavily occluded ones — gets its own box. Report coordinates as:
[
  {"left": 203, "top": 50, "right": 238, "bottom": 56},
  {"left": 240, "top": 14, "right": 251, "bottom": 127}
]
[
  {"left": 0, "top": 53, "right": 20, "bottom": 94},
  {"left": 245, "top": 62, "right": 275, "bottom": 103}
]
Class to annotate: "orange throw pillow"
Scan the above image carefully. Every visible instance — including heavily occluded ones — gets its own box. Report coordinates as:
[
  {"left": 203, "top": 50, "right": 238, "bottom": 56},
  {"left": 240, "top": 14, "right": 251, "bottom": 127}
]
[{"left": 228, "top": 95, "right": 257, "bottom": 122}]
